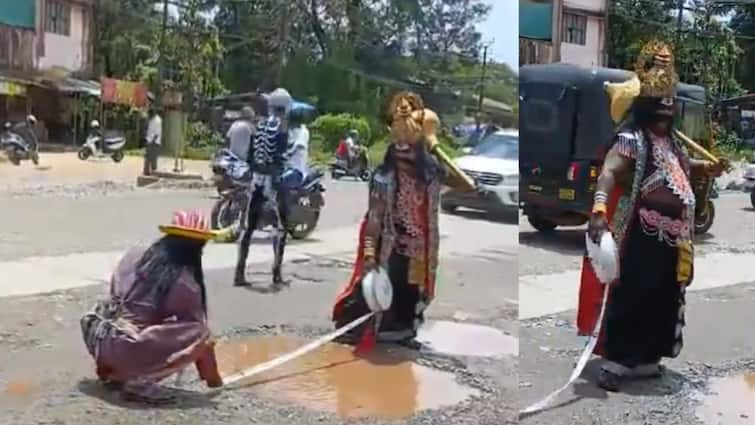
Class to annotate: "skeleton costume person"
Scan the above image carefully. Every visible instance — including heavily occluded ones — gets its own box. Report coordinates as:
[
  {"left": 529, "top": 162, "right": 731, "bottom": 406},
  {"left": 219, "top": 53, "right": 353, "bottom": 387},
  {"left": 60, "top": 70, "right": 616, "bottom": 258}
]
[
  {"left": 577, "top": 41, "right": 725, "bottom": 391},
  {"left": 80, "top": 210, "right": 223, "bottom": 403},
  {"left": 234, "top": 88, "right": 293, "bottom": 286},
  {"left": 332, "top": 92, "right": 476, "bottom": 344}
]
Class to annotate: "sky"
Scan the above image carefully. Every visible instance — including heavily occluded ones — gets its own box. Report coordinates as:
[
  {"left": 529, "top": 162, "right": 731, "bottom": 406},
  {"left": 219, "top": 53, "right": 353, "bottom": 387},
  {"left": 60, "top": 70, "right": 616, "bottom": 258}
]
[{"left": 477, "top": 0, "right": 519, "bottom": 68}]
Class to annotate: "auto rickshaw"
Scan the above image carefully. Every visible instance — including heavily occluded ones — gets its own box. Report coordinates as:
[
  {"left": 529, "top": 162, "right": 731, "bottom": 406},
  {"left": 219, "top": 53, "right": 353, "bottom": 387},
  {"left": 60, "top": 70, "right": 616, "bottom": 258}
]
[{"left": 519, "top": 63, "right": 719, "bottom": 235}]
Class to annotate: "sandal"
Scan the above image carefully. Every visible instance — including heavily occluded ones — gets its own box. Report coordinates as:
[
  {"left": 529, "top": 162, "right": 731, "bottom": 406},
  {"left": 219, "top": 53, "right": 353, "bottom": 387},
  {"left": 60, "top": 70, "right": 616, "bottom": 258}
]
[{"left": 597, "top": 368, "right": 623, "bottom": 392}]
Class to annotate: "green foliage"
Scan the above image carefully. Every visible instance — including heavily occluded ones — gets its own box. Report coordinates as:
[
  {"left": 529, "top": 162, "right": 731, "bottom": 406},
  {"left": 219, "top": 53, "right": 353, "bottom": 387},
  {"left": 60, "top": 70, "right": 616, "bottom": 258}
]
[
  {"left": 186, "top": 121, "right": 223, "bottom": 148},
  {"left": 607, "top": 0, "right": 743, "bottom": 101},
  {"left": 310, "top": 114, "right": 372, "bottom": 152}
]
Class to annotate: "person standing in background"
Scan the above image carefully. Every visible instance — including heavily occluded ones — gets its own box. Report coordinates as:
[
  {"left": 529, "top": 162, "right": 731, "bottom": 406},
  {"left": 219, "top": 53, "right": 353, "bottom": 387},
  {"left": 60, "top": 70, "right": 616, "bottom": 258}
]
[
  {"left": 226, "top": 106, "right": 256, "bottom": 161},
  {"left": 282, "top": 106, "right": 310, "bottom": 189},
  {"left": 144, "top": 108, "right": 163, "bottom": 176}
]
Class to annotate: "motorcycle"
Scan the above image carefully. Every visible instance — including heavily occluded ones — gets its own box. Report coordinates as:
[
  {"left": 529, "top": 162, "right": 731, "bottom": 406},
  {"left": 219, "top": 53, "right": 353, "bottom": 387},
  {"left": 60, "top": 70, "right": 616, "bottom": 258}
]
[
  {"left": 330, "top": 145, "right": 370, "bottom": 181},
  {"left": 1, "top": 122, "right": 39, "bottom": 166},
  {"left": 744, "top": 162, "right": 755, "bottom": 209},
  {"left": 209, "top": 149, "right": 326, "bottom": 242},
  {"left": 78, "top": 130, "right": 126, "bottom": 162},
  {"left": 694, "top": 179, "right": 719, "bottom": 235}
]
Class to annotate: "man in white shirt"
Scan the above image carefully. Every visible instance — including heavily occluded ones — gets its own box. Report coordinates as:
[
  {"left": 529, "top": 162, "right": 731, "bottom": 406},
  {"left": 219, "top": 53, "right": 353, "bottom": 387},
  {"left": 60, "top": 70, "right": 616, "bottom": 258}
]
[
  {"left": 143, "top": 108, "right": 162, "bottom": 175},
  {"left": 226, "top": 106, "right": 255, "bottom": 161},
  {"left": 282, "top": 107, "right": 309, "bottom": 189}
]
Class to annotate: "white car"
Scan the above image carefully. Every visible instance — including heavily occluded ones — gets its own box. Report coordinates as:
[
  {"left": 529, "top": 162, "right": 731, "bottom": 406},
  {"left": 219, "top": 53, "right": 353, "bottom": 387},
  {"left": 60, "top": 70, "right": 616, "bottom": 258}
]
[{"left": 442, "top": 130, "right": 519, "bottom": 214}]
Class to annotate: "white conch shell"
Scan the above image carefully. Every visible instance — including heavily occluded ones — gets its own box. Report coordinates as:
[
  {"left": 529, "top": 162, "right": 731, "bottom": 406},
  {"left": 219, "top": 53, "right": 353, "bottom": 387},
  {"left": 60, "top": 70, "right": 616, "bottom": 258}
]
[{"left": 585, "top": 232, "right": 619, "bottom": 284}]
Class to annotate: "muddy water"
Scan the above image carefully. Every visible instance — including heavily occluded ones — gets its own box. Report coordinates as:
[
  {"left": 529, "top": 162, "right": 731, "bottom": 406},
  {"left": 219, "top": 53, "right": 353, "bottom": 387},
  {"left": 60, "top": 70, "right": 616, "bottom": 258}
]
[
  {"left": 416, "top": 321, "right": 518, "bottom": 357},
  {"left": 214, "top": 335, "right": 479, "bottom": 419},
  {"left": 696, "top": 372, "right": 755, "bottom": 425}
]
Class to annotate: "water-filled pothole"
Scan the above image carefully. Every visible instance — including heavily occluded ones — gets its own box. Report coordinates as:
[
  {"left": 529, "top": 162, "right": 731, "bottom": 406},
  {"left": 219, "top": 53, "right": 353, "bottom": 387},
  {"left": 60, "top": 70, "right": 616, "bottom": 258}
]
[
  {"left": 416, "top": 321, "right": 518, "bottom": 357},
  {"left": 215, "top": 335, "right": 479, "bottom": 419},
  {"left": 695, "top": 372, "right": 755, "bottom": 425}
]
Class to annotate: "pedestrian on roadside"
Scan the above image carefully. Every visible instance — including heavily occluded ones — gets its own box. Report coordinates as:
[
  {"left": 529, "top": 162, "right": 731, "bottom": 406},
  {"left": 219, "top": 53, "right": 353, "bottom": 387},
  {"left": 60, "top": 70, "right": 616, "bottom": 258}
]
[
  {"left": 578, "top": 40, "right": 726, "bottom": 392},
  {"left": 233, "top": 88, "right": 293, "bottom": 287},
  {"left": 80, "top": 210, "right": 223, "bottom": 403},
  {"left": 143, "top": 108, "right": 162, "bottom": 176}
]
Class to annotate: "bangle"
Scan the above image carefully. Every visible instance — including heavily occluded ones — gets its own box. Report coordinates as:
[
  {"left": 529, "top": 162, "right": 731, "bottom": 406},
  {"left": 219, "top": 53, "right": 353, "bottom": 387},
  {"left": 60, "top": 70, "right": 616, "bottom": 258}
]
[
  {"left": 594, "top": 190, "right": 608, "bottom": 205},
  {"left": 592, "top": 202, "right": 607, "bottom": 215}
]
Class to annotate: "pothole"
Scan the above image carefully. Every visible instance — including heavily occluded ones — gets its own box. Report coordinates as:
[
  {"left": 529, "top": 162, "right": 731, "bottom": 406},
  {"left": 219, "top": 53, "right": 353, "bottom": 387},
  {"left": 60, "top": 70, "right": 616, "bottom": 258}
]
[
  {"left": 215, "top": 335, "right": 479, "bottom": 419},
  {"left": 695, "top": 372, "right": 755, "bottom": 424},
  {"left": 416, "top": 321, "right": 518, "bottom": 357}
]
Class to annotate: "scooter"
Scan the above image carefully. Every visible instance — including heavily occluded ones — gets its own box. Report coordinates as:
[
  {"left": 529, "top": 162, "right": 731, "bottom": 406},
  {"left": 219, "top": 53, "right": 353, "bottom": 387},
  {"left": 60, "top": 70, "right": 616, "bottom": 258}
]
[
  {"left": 0, "top": 122, "right": 39, "bottom": 166},
  {"left": 330, "top": 145, "right": 370, "bottom": 181},
  {"left": 78, "top": 130, "right": 126, "bottom": 163},
  {"left": 744, "top": 162, "right": 755, "bottom": 209},
  {"left": 209, "top": 149, "right": 326, "bottom": 242}
]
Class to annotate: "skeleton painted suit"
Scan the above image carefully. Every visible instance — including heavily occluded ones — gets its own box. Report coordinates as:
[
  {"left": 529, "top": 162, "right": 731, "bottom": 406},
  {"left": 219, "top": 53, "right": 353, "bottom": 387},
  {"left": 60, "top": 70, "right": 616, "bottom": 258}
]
[{"left": 234, "top": 91, "right": 291, "bottom": 286}]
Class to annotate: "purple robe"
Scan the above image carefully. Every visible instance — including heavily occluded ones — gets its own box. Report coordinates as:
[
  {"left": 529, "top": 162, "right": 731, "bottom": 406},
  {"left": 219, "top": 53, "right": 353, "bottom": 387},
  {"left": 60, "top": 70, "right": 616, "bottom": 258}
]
[{"left": 80, "top": 246, "right": 211, "bottom": 383}]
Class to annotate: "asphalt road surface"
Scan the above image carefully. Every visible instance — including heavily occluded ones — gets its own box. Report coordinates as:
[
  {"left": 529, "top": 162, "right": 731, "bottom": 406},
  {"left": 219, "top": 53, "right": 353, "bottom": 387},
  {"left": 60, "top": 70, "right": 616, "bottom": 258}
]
[
  {"left": 518, "top": 192, "right": 755, "bottom": 425},
  {"left": 0, "top": 167, "right": 519, "bottom": 425}
]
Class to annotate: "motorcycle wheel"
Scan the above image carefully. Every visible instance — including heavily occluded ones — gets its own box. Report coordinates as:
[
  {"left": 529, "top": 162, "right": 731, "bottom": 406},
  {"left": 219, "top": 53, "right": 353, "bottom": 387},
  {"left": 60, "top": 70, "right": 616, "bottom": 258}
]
[
  {"left": 750, "top": 188, "right": 755, "bottom": 209},
  {"left": 30, "top": 151, "right": 39, "bottom": 166},
  {"left": 288, "top": 211, "right": 320, "bottom": 240},
  {"left": 694, "top": 199, "right": 715, "bottom": 235},
  {"left": 359, "top": 169, "right": 371, "bottom": 182},
  {"left": 112, "top": 150, "right": 124, "bottom": 163},
  {"left": 210, "top": 198, "right": 242, "bottom": 242},
  {"left": 6, "top": 149, "right": 20, "bottom": 166},
  {"left": 77, "top": 148, "right": 91, "bottom": 161}
]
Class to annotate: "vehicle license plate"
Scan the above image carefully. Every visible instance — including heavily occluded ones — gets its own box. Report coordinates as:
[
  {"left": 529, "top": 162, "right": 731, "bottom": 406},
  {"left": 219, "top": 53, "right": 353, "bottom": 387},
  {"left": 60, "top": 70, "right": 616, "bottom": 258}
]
[{"left": 558, "top": 188, "right": 575, "bottom": 200}]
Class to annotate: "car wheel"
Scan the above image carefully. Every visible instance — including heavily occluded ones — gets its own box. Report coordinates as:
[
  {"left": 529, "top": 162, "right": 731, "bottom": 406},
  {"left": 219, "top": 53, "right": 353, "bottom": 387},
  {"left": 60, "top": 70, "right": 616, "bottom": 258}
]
[{"left": 527, "top": 214, "right": 557, "bottom": 232}]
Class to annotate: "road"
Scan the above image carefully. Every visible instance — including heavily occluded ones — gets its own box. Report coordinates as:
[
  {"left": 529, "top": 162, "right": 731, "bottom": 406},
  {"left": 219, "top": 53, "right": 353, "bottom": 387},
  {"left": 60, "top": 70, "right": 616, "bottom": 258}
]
[
  {"left": 0, "top": 158, "right": 519, "bottom": 425},
  {"left": 518, "top": 192, "right": 755, "bottom": 425}
]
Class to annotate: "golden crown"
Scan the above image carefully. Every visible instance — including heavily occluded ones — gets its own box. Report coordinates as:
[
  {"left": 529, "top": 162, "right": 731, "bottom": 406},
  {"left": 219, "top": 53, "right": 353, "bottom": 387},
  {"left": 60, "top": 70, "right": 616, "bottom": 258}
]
[{"left": 634, "top": 40, "right": 678, "bottom": 98}]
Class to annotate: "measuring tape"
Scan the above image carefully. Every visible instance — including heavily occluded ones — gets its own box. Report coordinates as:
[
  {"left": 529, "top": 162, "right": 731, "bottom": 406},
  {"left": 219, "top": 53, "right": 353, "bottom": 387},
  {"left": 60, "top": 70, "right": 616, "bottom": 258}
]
[
  {"left": 207, "top": 312, "right": 375, "bottom": 394},
  {"left": 519, "top": 288, "right": 609, "bottom": 416}
]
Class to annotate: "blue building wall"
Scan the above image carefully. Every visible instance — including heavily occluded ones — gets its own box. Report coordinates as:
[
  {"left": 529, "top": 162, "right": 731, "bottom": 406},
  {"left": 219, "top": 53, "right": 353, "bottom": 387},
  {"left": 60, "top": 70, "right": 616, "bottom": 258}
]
[{"left": 0, "top": 0, "right": 36, "bottom": 29}]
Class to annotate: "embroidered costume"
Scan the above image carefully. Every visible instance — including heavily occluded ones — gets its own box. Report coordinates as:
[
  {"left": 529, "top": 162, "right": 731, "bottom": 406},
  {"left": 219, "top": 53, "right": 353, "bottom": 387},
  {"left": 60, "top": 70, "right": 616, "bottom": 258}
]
[
  {"left": 578, "top": 41, "right": 696, "bottom": 382},
  {"left": 332, "top": 92, "right": 475, "bottom": 344},
  {"left": 80, "top": 211, "right": 222, "bottom": 402}
]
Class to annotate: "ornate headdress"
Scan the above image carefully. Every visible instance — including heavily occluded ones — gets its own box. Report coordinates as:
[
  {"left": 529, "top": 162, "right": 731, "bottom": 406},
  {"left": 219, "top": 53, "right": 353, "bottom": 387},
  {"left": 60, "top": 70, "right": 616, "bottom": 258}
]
[
  {"left": 159, "top": 210, "right": 218, "bottom": 241},
  {"left": 634, "top": 40, "right": 678, "bottom": 98},
  {"left": 604, "top": 40, "right": 678, "bottom": 123},
  {"left": 387, "top": 91, "right": 440, "bottom": 150}
]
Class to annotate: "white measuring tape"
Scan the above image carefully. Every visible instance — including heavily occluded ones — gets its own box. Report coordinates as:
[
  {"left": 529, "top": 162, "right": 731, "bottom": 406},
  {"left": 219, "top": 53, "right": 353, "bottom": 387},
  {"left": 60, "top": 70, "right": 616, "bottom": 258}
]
[
  {"left": 207, "top": 312, "right": 375, "bottom": 394},
  {"left": 519, "top": 288, "right": 609, "bottom": 415}
]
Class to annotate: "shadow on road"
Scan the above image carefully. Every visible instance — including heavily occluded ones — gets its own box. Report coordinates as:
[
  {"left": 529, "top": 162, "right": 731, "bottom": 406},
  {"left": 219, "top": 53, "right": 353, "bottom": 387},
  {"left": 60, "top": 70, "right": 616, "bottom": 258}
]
[
  {"left": 77, "top": 379, "right": 219, "bottom": 410},
  {"left": 445, "top": 209, "right": 519, "bottom": 225},
  {"left": 518, "top": 228, "right": 585, "bottom": 256}
]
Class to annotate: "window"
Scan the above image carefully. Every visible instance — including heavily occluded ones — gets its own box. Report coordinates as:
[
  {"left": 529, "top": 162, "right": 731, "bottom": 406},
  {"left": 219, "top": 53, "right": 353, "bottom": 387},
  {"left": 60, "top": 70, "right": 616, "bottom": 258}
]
[
  {"left": 562, "top": 12, "right": 587, "bottom": 45},
  {"left": 46, "top": 0, "right": 71, "bottom": 36}
]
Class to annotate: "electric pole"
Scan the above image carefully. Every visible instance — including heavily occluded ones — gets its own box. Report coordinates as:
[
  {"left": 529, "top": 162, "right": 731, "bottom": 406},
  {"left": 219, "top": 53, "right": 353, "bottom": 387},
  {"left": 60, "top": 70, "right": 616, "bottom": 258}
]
[
  {"left": 158, "top": 0, "right": 169, "bottom": 100},
  {"left": 675, "top": 0, "right": 685, "bottom": 41},
  {"left": 476, "top": 43, "right": 489, "bottom": 132}
]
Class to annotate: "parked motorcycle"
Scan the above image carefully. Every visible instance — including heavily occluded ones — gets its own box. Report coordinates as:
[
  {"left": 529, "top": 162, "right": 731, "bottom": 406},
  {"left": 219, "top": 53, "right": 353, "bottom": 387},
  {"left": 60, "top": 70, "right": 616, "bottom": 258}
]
[
  {"left": 1, "top": 122, "right": 39, "bottom": 166},
  {"left": 744, "top": 162, "right": 755, "bottom": 209},
  {"left": 209, "top": 149, "right": 326, "bottom": 242},
  {"left": 330, "top": 145, "right": 370, "bottom": 181},
  {"left": 77, "top": 122, "right": 126, "bottom": 162}
]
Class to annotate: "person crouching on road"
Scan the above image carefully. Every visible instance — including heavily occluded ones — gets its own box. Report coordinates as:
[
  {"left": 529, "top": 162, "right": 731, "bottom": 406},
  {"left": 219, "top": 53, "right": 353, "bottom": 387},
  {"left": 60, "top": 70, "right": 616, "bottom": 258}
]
[{"left": 80, "top": 210, "right": 223, "bottom": 403}]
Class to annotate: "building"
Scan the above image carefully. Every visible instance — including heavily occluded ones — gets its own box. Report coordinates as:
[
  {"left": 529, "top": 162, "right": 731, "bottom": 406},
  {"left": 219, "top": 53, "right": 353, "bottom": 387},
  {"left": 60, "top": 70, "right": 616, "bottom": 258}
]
[
  {"left": 0, "top": 0, "right": 96, "bottom": 142},
  {"left": 520, "top": 0, "right": 607, "bottom": 67}
]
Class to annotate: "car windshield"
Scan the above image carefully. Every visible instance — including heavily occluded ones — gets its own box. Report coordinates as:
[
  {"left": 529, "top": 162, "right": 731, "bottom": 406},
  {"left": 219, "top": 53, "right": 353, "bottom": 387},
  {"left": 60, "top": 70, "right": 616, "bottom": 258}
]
[{"left": 472, "top": 134, "right": 518, "bottom": 159}]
